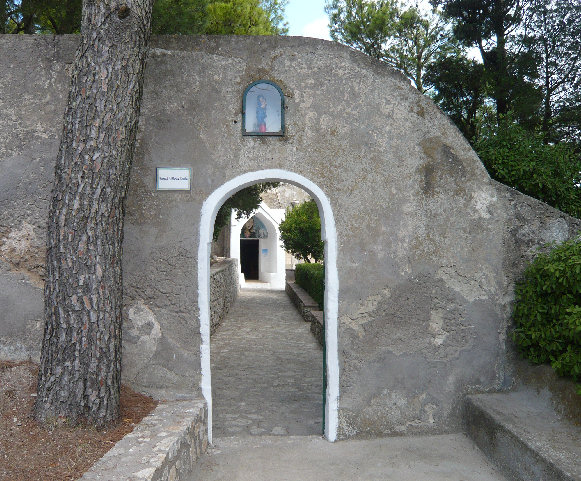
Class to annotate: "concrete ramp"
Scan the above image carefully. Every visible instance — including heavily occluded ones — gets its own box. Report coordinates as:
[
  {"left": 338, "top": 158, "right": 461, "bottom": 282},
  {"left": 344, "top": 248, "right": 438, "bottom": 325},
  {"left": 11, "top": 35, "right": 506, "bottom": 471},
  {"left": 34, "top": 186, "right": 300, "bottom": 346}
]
[{"left": 191, "top": 434, "right": 507, "bottom": 480}]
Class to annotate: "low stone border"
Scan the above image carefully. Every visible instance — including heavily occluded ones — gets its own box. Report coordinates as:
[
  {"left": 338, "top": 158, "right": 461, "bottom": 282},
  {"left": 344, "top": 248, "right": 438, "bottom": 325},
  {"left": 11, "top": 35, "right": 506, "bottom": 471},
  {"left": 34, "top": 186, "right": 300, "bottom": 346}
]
[
  {"left": 80, "top": 399, "right": 207, "bottom": 481},
  {"left": 286, "top": 281, "right": 319, "bottom": 317},
  {"left": 286, "top": 281, "right": 324, "bottom": 346},
  {"left": 210, "top": 258, "right": 239, "bottom": 335},
  {"left": 307, "top": 309, "right": 324, "bottom": 346}
]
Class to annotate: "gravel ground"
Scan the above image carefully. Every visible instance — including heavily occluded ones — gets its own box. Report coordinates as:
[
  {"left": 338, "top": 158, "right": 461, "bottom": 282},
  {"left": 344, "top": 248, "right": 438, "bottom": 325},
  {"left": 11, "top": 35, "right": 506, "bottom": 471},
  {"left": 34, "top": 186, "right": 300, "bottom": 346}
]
[{"left": 0, "top": 361, "right": 156, "bottom": 481}]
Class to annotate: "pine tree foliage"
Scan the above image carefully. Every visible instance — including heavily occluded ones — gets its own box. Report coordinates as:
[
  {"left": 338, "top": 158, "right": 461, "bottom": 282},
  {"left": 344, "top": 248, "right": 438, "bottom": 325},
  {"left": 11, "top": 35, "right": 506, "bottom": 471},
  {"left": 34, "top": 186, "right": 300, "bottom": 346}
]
[
  {"left": 326, "top": 0, "right": 457, "bottom": 92},
  {"left": 522, "top": 0, "right": 581, "bottom": 143},
  {"left": 2, "top": 0, "right": 287, "bottom": 35}
]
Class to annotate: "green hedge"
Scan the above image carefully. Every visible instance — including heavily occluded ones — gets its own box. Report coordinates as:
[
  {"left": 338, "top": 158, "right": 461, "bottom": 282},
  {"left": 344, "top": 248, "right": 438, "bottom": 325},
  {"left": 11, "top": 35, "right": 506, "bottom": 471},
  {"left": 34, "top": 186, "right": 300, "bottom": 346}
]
[
  {"left": 512, "top": 236, "right": 581, "bottom": 386},
  {"left": 295, "top": 263, "right": 324, "bottom": 309}
]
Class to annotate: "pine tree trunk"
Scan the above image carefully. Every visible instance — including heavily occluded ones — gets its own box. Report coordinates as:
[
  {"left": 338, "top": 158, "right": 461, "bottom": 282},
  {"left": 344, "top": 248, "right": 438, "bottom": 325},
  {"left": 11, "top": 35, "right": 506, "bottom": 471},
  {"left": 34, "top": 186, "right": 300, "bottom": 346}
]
[
  {"left": 35, "top": 0, "right": 154, "bottom": 427},
  {"left": 20, "top": 0, "right": 36, "bottom": 33},
  {"left": 0, "top": 2, "right": 6, "bottom": 34}
]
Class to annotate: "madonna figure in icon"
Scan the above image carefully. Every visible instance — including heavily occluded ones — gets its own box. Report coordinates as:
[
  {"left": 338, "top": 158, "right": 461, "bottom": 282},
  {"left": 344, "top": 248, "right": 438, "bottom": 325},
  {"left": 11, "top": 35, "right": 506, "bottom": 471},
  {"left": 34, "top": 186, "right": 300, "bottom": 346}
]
[
  {"left": 242, "top": 81, "right": 284, "bottom": 135},
  {"left": 256, "top": 95, "right": 267, "bottom": 133}
]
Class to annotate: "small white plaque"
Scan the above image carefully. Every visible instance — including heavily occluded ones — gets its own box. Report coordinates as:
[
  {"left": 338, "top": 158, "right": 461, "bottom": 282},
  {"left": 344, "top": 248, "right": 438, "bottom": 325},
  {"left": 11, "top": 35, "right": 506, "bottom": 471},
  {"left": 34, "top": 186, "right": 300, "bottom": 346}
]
[{"left": 156, "top": 167, "right": 191, "bottom": 191}]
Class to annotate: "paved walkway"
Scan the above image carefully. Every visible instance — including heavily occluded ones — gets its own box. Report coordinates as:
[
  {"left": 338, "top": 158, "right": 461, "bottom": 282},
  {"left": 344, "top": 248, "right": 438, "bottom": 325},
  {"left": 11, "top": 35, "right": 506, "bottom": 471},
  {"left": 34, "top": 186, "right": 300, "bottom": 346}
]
[
  {"left": 193, "top": 434, "right": 508, "bottom": 480},
  {"left": 201, "top": 288, "right": 507, "bottom": 481},
  {"left": 210, "top": 289, "right": 323, "bottom": 437}
]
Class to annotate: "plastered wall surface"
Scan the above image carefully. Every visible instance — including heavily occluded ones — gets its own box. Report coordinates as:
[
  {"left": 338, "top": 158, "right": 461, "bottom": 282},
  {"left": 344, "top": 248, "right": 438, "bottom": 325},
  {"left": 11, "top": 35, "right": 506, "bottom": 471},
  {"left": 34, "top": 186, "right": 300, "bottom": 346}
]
[{"left": 1, "top": 35, "right": 579, "bottom": 438}]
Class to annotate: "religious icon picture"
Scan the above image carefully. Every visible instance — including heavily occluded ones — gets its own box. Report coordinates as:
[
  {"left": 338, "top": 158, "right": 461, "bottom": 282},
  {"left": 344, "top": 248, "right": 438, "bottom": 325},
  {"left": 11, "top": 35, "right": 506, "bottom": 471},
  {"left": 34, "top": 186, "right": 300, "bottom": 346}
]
[
  {"left": 240, "top": 216, "right": 269, "bottom": 238},
  {"left": 242, "top": 80, "right": 285, "bottom": 136}
]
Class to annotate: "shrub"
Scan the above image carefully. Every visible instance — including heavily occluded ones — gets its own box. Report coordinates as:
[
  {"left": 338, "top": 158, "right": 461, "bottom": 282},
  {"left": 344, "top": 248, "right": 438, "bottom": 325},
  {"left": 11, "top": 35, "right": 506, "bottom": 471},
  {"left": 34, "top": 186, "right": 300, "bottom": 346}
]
[
  {"left": 512, "top": 236, "right": 581, "bottom": 385},
  {"left": 475, "top": 114, "right": 581, "bottom": 219},
  {"left": 295, "top": 263, "right": 324, "bottom": 309},
  {"left": 279, "top": 200, "right": 324, "bottom": 263}
]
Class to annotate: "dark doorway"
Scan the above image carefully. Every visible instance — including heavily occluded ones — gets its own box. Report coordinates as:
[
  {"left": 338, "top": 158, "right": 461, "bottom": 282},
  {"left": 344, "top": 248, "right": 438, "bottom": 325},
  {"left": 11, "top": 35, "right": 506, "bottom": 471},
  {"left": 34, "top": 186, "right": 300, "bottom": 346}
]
[{"left": 240, "top": 239, "right": 259, "bottom": 280}]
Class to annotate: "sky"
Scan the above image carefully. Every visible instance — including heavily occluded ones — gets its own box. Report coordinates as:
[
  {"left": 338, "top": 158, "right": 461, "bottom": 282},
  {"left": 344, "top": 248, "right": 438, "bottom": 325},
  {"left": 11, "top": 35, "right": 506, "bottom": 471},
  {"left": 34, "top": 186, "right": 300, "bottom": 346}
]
[
  {"left": 283, "top": 0, "right": 435, "bottom": 41},
  {"left": 284, "top": 0, "right": 482, "bottom": 61},
  {"left": 285, "top": 0, "right": 331, "bottom": 40}
]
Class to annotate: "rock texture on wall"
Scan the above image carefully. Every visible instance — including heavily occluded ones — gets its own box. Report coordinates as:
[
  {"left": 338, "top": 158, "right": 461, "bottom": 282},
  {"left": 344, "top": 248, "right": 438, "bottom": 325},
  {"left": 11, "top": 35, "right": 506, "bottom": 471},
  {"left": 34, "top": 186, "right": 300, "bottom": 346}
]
[
  {"left": 80, "top": 400, "right": 207, "bottom": 481},
  {"left": 210, "top": 258, "right": 239, "bottom": 335},
  {"left": 1, "top": 35, "right": 579, "bottom": 437},
  {"left": 261, "top": 183, "right": 311, "bottom": 210}
]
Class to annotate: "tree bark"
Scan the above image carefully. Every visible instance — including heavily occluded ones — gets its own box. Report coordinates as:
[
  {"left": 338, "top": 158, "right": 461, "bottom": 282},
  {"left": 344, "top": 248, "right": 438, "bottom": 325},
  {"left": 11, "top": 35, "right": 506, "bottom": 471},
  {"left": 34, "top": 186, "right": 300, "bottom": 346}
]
[
  {"left": 35, "top": 0, "right": 154, "bottom": 427},
  {"left": 493, "top": 0, "right": 509, "bottom": 117},
  {"left": 0, "top": 1, "right": 6, "bottom": 34},
  {"left": 20, "top": 0, "right": 36, "bottom": 33}
]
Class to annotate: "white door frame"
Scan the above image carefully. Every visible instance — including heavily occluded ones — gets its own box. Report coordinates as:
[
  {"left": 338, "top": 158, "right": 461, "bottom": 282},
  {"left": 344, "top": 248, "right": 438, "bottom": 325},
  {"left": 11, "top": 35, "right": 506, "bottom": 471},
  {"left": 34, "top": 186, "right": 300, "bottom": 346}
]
[{"left": 198, "top": 169, "right": 339, "bottom": 442}]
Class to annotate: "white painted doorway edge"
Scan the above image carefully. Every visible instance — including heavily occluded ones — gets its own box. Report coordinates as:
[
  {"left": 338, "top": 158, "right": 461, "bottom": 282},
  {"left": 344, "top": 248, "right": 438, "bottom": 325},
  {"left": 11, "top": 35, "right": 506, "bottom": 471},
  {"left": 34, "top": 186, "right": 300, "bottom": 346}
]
[{"left": 198, "top": 169, "right": 339, "bottom": 443}]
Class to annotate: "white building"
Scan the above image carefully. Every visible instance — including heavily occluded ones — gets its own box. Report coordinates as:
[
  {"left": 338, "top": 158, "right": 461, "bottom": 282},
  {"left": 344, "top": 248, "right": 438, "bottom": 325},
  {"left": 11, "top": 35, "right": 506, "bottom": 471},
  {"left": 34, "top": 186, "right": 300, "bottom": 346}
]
[{"left": 229, "top": 203, "right": 286, "bottom": 290}]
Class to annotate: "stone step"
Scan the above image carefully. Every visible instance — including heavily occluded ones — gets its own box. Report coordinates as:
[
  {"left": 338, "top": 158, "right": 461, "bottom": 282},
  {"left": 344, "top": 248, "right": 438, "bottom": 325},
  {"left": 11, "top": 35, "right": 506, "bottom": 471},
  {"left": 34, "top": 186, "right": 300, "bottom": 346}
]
[{"left": 464, "top": 391, "right": 581, "bottom": 481}]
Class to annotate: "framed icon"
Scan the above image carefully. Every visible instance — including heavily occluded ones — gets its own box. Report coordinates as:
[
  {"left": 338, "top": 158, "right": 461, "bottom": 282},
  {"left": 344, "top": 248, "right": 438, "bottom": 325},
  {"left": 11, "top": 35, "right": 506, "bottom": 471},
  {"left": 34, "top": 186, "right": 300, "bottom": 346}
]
[{"left": 242, "top": 80, "right": 285, "bottom": 136}]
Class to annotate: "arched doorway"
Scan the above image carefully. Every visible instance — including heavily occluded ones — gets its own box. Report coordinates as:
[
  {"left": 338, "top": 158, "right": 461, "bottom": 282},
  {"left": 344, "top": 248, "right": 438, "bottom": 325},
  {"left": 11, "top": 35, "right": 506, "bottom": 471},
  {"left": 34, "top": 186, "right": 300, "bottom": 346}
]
[
  {"left": 198, "top": 169, "right": 339, "bottom": 442},
  {"left": 230, "top": 204, "right": 287, "bottom": 290}
]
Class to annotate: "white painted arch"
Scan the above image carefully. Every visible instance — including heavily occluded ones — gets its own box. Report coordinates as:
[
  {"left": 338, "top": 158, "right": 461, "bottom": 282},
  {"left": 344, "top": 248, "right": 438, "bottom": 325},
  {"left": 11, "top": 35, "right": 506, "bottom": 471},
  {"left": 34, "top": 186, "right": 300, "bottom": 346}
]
[{"left": 198, "top": 169, "right": 339, "bottom": 443}]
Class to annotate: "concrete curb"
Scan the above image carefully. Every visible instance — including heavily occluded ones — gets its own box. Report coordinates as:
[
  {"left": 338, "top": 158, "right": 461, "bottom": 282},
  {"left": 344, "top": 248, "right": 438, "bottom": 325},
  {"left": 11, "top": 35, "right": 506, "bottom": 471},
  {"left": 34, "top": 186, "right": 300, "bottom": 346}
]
[
  {"left": 306, "top": 309, "right": 324, "bottom": 346},
  {"left": 285, "top": 281, "right": 319, "bottom": 317},
  {"left": 464, "top": 392, "right": 581, "bottom": 481},
  {"left": 80, "top": 399, "right": 207, "bottom": 481},
  {"left": 285, "top": 281, "right": 324, "bottom": 346}
]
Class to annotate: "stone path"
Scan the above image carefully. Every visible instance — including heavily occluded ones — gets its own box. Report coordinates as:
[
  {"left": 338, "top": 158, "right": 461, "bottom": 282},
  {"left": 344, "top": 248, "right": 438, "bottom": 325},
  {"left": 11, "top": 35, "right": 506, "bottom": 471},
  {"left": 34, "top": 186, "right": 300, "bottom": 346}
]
[
  {"left": 210, "top": 289, "right": 323, "bottom": 438},
  {"left": 200, "top": 288, "right": 508, "bottom": 481}
]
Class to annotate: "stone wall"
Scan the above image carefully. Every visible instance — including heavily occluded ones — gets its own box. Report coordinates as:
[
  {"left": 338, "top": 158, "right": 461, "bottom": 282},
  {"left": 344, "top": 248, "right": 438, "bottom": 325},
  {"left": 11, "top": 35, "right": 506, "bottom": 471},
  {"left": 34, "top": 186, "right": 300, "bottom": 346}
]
[
  {"left": 1, "top": 35, "right": 580, "bottom": 437},
  {"left": 209, "top": 258, "right": 238, "bottom": 335},
  {"left": 80, "top": 400, "right": 207, "bottom": 481}
]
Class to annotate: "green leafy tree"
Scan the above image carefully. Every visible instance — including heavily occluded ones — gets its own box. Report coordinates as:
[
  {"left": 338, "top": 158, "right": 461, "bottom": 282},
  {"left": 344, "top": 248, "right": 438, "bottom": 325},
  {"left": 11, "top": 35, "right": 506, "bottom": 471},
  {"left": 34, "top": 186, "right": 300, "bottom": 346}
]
[
  {"left": 151, "top": 0, "right": 208, "bottom": 34},
  {"left": 2, "top": 0, "right": 33, "bottom": 32},
  {"left": 18, "top": 0, "right": 35, "bottom": 32},
  {"left": 513, "top": 237, "right": 581, "bottom": 386},
  {"left": 425, "top": 54, "right": 487, "bottom": 143},
  {"left": 279, "top": 200, "right": 324, "bottom": 263},
  {"left": 475, "top": 113, "right": 581, "bottom": 218},
  {"left": 434, "top": 0, "right": 520, "bottom": 116},
  {"left": 213, "top": 183, "right": 279, "bottom": 240},
  {"left": 387, "top": 5, "right": 458, "bottom": 93},
  {"left": 327, "top": 0, "right": 398, "bottom": 60},
  {"left": 555, "top": 92, "right": 581, "bottom": 151},
  {"left": 434, "top": 0, "right": 541, "bottom": 120},
  {"left": 205, "top": 0, "right": 275, "bottom": 34},
  {"left": 34, "top": 0, "right": 82, "bottom": 34},
  {"left": 522, "top": 0, "right": 581, "bottom": 143},
  {"left": 261, "top": 0, "right": 288, "bottom": 34},
  {"left": 4, "top": 0, "right": 286, "bottom": 35},
  {"left": 1, "top": 1, "right": 16, "bottom": 33},
  {"left": 327, "top": 0, "right": 457, "bottom": 93}
]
